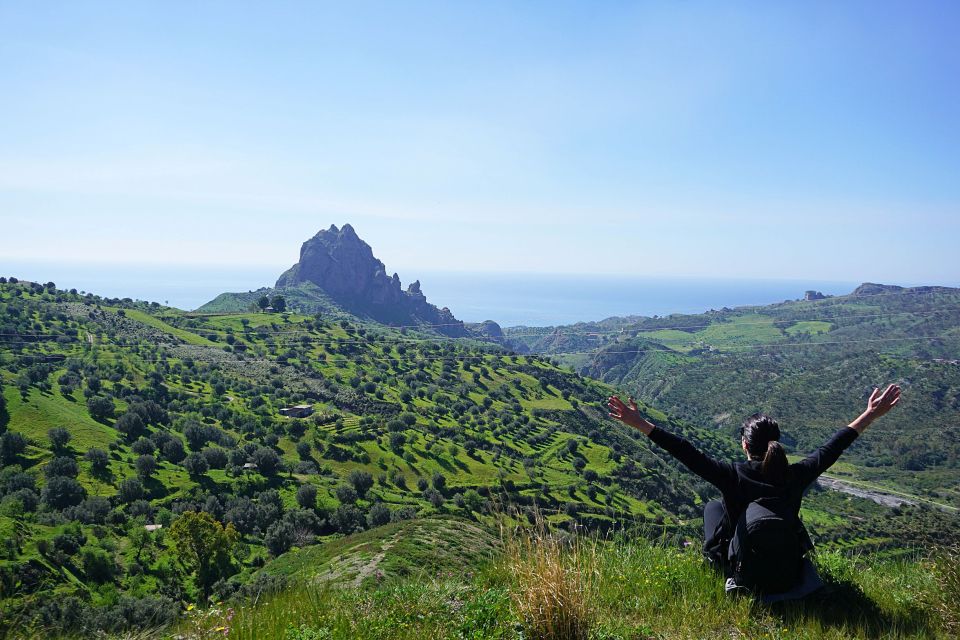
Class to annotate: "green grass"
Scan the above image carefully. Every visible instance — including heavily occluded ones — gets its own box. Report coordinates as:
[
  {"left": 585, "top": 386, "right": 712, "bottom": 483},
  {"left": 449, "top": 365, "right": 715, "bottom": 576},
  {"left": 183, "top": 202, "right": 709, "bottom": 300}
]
[
  {"left": 120, "top": 309, "right": 219, "bottom": 346},
  {"left": 786, "top": 321, "right": 833, "bottom": 336},
  {"left": 162, "top": 523, "right": 954, "bottom": 640}
]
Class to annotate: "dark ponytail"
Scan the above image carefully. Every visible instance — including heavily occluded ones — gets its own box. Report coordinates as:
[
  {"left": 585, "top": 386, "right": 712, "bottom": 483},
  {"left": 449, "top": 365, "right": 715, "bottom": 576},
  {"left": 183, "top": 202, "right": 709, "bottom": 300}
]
[
  {"left": 761, "top": 441, "right": 789, "bottom": 486},
  {"left": 741, "top": 413, "right": 789, "bottom": 485}
]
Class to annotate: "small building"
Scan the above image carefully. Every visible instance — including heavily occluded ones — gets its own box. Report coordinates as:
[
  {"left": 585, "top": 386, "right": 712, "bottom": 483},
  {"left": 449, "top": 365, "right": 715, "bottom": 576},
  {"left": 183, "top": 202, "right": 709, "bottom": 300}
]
[
  {"left": 279, "top": 404, "right": 314, "bottom": 418},
  {"left": 144, "top": 524, "right": 163, "bottom": 532}
]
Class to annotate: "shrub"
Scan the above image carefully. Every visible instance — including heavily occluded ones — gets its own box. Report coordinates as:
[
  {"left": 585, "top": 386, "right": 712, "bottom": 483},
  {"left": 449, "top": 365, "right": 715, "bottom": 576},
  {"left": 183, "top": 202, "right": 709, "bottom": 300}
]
[
  {"left": 296, "top": 484, "right": 318, "bottom": 510},
  {"left": 45, "top": 456, "right": 79, "bottom": 478},
  {"left": 48, "top": 427, "right": 71, "bottom": 451},
  {"left": 334, "top": 485, "right": 357, "bottom": 505},
  {"left": 348, "top": 470, "right": 374, "bottom": 498},
  {"left": 368, "top": 502, "right": 391, "bottom": 527},
  {"left": 42, "top": 476, "right": 86, "bottom": 509},
  {"left": 183, "top": 452, "right": 210, "bottom": 477},
  {"left": 117, "top": 478, "right": 144, "bottom": 503}
]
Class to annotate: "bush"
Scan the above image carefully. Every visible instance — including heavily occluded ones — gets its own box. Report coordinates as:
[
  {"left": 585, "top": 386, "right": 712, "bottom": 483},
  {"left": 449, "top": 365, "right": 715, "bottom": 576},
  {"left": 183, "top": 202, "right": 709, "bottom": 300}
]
[
  {"left": 42, "top": 476, "right": 86, "bottom": 509},
  {"left": 348, "top": 470, "right": 374, "bottom": 498},
  {"left": 296, "top": 484, "right": 318, "bottom": 510},
  {"left": 117, "top": 478, "right": 144, "bottom": 503},
  {"left": 45, "top": 456, "right": 79, "bottom": 478},
  {"left": 183, "top": 452, "right": 210, "bottom": 477},
  {"left": 368, "top": 502, "right": 391, "bottom": 527},
  {"left": 265, "top": 519, "right": 296, "bottom": 557},
  {"left": 48, "top": 427, "right": 71, "bottom": 451}
]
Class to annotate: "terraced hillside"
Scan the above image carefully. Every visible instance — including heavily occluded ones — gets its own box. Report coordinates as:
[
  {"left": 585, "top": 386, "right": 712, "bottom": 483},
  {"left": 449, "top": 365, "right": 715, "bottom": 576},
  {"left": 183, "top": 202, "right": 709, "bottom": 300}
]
[
  {"left": 505, "top": 284, "right": 960, "bottom": 507},
  {"left": 0, "top": 278, "right": 734, "bottom": 636}
]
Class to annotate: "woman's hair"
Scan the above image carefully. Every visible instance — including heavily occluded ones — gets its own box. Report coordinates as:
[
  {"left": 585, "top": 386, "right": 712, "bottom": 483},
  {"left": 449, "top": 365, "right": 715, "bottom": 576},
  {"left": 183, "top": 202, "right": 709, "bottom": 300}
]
[{"left": 741, "top": 413, "right": 789, "bottom": 485}]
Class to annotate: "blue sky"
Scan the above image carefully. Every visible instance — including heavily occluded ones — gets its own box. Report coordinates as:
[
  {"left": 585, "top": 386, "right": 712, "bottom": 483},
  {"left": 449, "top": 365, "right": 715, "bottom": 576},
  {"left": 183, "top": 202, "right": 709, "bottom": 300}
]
[{"left": 1, "top": 1, "right": 958, "bottom": 283}]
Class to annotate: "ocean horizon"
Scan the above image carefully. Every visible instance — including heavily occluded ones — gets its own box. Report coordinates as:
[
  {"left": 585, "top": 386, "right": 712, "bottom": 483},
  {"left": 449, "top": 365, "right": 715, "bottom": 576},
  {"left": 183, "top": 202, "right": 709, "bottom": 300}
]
[{"left": 0, "top": 260, "right": 921, "bottom": 327}]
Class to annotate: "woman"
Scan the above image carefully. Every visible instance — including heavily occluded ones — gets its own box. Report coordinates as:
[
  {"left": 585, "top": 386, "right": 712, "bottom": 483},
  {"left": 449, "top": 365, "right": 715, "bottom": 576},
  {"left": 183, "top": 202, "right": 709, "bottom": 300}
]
[{"left": 607, "top": 384, "right": 901, "bottom": 583}]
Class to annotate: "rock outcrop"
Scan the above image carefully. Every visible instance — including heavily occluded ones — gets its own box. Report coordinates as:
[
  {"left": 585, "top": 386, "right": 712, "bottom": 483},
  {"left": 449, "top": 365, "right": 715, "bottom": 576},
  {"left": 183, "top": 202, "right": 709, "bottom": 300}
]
[{"left": 275, "top": 224, "right": 469, "bottom": 336}]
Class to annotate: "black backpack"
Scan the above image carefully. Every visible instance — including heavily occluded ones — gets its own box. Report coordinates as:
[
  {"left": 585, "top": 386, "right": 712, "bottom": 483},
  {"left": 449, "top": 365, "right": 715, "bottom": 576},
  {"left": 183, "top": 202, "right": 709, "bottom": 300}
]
[{"left": 728, "top": 497, "right": 803, "bottom": 594}]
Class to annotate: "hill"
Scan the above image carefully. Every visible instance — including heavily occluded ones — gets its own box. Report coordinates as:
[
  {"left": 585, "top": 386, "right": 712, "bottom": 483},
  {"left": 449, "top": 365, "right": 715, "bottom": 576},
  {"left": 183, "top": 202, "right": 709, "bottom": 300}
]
[
  {"left": 175, "top": 519, "right": 960, "bottom": 640},
  {"left": 505, "top": 283, "right": 960, "bottom": 506},
  {"left": 2, "top": 277, "right": 958, "bottom": 637},
  {"left": 0, "top": 277, "right": 736, "bottom": 636},
  {"left": 197, "top": 224, "right": 490, "bottom": 339}
]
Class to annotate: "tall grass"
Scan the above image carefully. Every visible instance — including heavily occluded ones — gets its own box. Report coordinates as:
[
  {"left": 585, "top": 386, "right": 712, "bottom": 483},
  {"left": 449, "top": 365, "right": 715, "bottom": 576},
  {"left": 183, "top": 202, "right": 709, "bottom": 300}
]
[
  {"left": 929, "top": 545, "right": 960, "bottom": 635},
  {"left": 501, "top": 520, "right": 599, "bottom": 640}
]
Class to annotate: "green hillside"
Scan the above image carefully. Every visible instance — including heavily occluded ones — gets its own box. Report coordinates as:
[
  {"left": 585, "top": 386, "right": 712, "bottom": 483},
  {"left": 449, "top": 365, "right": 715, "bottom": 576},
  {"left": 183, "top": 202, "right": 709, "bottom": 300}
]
[
  {"left": 0, "top": 279, "right": 731, "bottom": 636},
  {"left": 507, "top": 285, "right": 960, "bottom": 506},
  {"left": 2, "top": 278, "right": 958, "bottom": 638}
]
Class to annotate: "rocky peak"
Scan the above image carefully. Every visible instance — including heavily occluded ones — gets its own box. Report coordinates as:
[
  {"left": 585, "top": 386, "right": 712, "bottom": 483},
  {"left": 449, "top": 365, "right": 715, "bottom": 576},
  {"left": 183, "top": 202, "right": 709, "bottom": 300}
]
[{"left": 274, "top": 225, "right": 469, "bottom": 336}]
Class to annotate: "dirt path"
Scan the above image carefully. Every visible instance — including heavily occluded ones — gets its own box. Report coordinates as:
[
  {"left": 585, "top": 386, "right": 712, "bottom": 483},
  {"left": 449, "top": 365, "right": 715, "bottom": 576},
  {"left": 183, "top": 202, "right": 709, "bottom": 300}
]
[
  {"left": 818, "top": 474, "right": 958, "bottom": 512},
  {"left": 350, "top": 533, "right": 399, "bottom": 587}
]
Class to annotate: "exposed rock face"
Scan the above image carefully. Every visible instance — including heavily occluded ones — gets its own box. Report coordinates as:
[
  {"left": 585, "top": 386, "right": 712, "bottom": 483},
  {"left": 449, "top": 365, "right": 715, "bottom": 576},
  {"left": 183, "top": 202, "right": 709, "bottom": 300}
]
[
  {"left": 275, "top": 224, "right": 469, "bottom": 336},
  {"left": 851, "top": 283, "right": 905, "bottom": 296}
]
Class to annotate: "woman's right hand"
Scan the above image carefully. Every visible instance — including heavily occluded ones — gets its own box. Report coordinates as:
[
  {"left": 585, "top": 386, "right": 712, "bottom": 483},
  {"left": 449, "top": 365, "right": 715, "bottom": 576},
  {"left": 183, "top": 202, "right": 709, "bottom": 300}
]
[
  {"left": 608, "top": 395, "right": 656, "bottom": 435},
  {"left": 865, "top": 384, "right": 901, "bottom": 419},
  {"left": 850, "top": 383, "right": 901, "bottom": 434}
]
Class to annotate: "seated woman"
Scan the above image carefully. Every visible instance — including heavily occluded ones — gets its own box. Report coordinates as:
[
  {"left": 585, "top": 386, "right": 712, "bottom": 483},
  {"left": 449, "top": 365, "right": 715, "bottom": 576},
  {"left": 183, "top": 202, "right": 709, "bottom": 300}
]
[{"left": 607, "top": 384, "right": 901, "bottom": 590}]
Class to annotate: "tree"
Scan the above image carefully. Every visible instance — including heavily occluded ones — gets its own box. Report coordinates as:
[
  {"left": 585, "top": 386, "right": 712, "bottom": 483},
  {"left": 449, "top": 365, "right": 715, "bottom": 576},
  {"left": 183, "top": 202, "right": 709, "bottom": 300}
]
[
  {"left": 45, "top": 456, "right": 79, "bottom": 478},
  {"left": 86, "top": 396, "right": 115, "bottom": 422},
  {"left": 264, "top": 519, "right": 296, "bottom": 557},
  {"left": 368, "top": 502, "right": 391, "bottom": 527},
  {"left": 0, "top": 432, "right": 28, "bottom": 465},
  {"left": 296, "top": 440, "right": 312, "bottom": 459},
  {"left": 257, "top": 295, "right": 270, "bottom": 311},
  {"left": 168, "top": 511, "right": 238, "bottom": 600},
  {"left": 162, "top": 438, "right": 186, "bottom": 464},
  {"left": 135, "top": 455, "right": 157, "bottom": 480},
  {"left": 42, "top": 476, "right": 86, "bottom": 509},
  {"left": 431, "top": 472, "right": 447, "bottom": 492},
  {"left": 252, "top": 447, "right": 280, "bottom": 476},
  {"left": 348, "top": 470, "right": 374, "bottom": 498},
  {"left": 461, "top": 489, "right": 485, "bottom": 514},
  {"left": 270, "top": 295, "right": 286, "bottom": 312},
  {"left": 118, "top": 478, "right": 144, "bottom": 503},
  {"left": 296, "top": 483, "right": 317, "bottom": 510},
  {"left": 48, "top": 427, "right": 71, "bottom": 452},
  {"left": 334, "top": 485, "right": 357, "bottom": 504},
  {"left": 131, "top": 437, "right": 156, "bottom": 456},
  {"left": 182, "top": 452, "right": 209, "bottom": 478},
  {"left": 202, "top": 447, "right": 228, "bottom": 469},
  {"left": 84, "top": 448, "right": 110, "bottom": 476}
]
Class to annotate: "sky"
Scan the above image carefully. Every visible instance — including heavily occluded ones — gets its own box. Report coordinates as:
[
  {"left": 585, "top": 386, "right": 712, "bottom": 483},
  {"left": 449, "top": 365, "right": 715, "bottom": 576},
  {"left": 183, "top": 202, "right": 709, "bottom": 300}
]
[{"left": 1, "top": 1, "right": 959, "bottom": 285}]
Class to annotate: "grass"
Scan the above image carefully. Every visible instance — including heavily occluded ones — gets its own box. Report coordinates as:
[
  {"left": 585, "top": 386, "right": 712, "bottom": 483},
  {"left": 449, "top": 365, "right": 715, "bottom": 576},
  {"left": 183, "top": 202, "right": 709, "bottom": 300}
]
[{"left": 150, "top": 517, "right": 958, "bottom": 640}]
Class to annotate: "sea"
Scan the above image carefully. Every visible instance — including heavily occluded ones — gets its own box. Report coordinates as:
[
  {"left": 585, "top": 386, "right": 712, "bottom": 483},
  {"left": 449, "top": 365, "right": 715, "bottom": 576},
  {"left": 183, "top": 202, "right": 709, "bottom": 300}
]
[{"left": 2, "top": 260, "right": 865, "bottom": 328}]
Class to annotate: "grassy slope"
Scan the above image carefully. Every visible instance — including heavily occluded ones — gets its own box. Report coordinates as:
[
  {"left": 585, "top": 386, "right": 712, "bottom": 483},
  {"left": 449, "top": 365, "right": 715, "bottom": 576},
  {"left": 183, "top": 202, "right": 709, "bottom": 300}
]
[{"left": 163, "top": 517, "right": 955, "bottom": 640}]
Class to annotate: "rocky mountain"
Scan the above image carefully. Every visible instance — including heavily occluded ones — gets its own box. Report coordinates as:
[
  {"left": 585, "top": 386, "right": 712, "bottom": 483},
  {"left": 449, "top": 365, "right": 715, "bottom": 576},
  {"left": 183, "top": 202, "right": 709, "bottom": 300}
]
[{"left": 201, "top": 224, "right": 498, "bottom": 339}]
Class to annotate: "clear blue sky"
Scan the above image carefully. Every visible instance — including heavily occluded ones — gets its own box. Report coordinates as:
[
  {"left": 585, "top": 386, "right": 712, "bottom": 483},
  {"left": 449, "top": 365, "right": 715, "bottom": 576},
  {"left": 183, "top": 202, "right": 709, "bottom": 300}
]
[{"left": 1, "top": 1, "right": 958, "bottom": 283}]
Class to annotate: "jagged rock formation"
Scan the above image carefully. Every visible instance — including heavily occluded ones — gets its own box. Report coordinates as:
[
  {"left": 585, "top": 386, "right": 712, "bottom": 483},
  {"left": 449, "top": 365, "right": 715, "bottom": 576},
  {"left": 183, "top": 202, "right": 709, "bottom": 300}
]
[{"left": 275, "top": 224, "right": 471, "bottom": 336}]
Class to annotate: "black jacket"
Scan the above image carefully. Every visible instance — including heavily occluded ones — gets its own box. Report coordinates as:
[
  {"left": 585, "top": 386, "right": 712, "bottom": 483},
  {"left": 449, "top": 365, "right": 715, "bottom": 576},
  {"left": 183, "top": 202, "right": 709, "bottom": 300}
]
[{"left": 648, "top": 425, "right": 859, "bottom": 533}]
